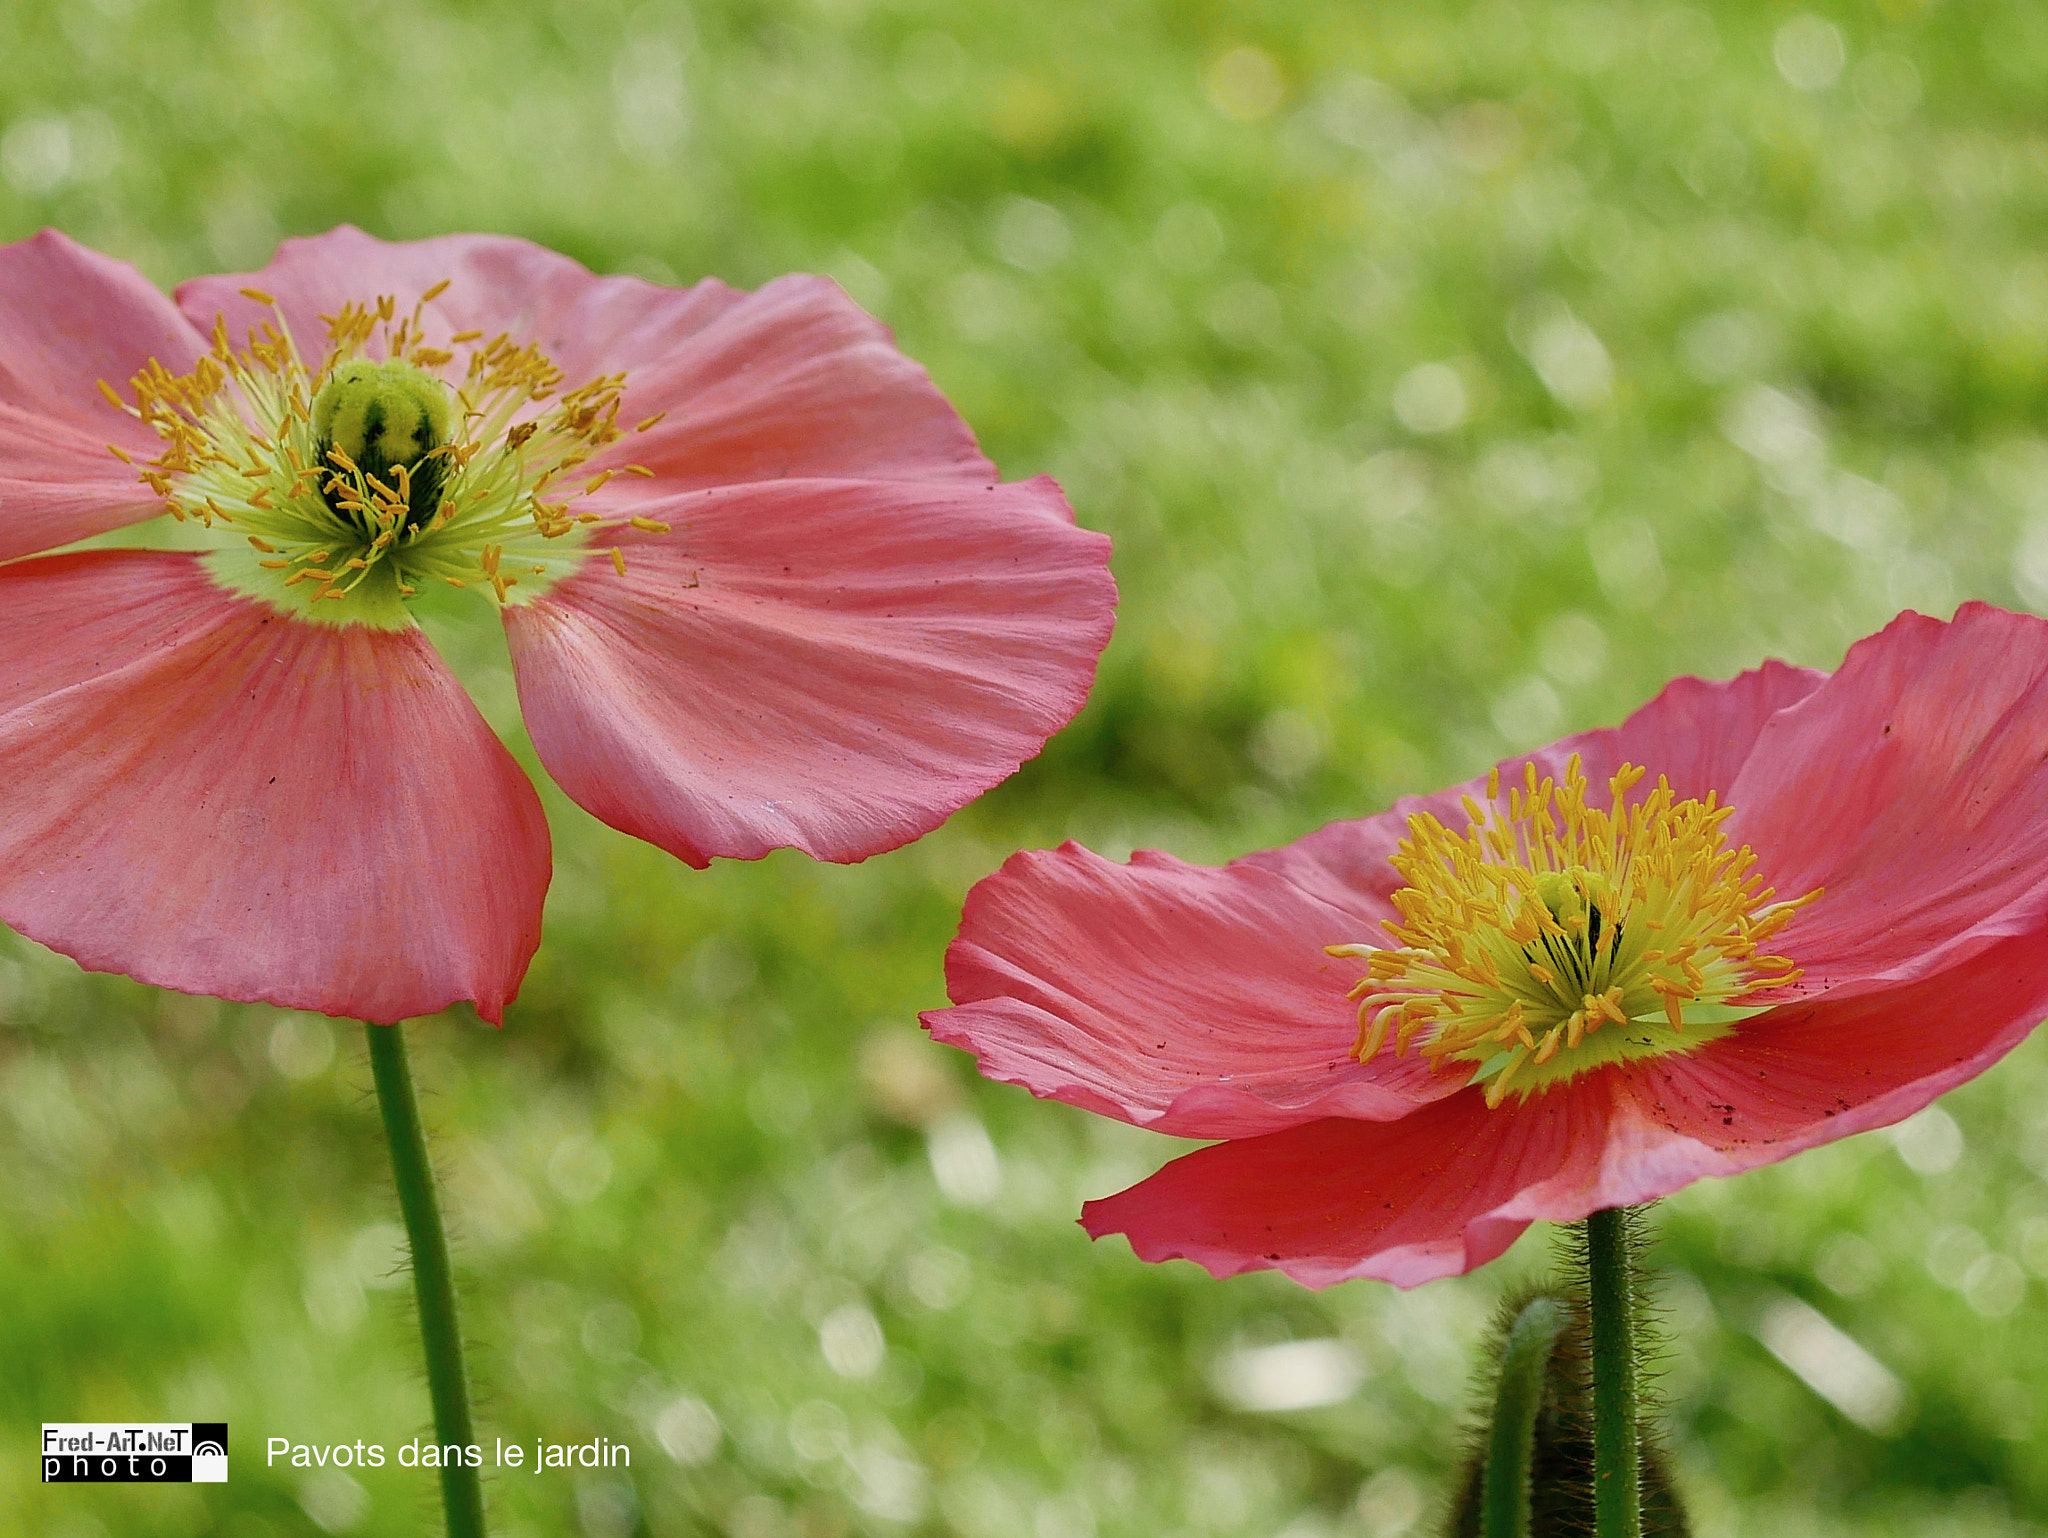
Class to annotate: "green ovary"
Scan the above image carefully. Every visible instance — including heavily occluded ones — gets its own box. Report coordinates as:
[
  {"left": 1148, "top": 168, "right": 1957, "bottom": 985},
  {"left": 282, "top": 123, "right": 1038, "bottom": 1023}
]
[
  {"left": 312, "top": 360, "right": 454, "bottom": 531},
  {"left": 122, "top": 294, "right": 636, "bottom": 629}
]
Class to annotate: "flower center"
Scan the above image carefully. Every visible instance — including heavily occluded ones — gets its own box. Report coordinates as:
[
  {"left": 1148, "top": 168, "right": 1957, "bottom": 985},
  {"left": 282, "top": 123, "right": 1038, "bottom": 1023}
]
[
  {"left": 105, "top": 285, "right": 671, "bottom": 626},
  {"left": 1328, "top": 754, "right": 1820, "bottom": 1107},
  {"left": 311, "top": 358, "right": 455, "bottom": 534}
]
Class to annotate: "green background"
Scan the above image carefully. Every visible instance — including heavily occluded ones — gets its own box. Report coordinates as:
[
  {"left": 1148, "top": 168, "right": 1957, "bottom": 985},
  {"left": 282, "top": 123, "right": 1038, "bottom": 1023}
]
[{"left": 4, "top": 0, "right": 2047, "bottom": 1533}]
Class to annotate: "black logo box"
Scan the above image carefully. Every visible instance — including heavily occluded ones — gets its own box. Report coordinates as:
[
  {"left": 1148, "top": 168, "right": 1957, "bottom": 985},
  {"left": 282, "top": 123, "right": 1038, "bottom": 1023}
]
[{"left": 43, "top": 1425, "right": 227, "bottom": 1483}]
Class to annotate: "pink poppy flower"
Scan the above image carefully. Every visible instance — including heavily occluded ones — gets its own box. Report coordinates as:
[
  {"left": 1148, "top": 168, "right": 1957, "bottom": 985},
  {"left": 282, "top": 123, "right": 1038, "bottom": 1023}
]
[
  {"left": 925, "top": 603, "right": 2048, "bottom": 1288},
  {"left": 0, "top": 227, "right": 1115, "bottom": 1025}
]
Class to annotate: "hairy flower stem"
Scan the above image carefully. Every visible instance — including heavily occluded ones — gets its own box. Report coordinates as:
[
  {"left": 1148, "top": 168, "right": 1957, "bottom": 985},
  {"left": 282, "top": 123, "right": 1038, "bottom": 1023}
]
[
  {"left": 366, "top": 1023, "right": 487, "bottom": 1538},
  {"left": 1585, "top": 1206, "right": 1642, "bottom": 1538},
  {"left": 1481, "top": 1294, "right": 1571, "bottom": 1538}
]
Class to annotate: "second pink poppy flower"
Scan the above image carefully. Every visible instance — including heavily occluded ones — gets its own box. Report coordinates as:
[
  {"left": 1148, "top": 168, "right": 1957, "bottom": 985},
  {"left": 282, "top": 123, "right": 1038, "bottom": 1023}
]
[{"left": 927, "top": 604, "right": 2048, "bottom": 1287}]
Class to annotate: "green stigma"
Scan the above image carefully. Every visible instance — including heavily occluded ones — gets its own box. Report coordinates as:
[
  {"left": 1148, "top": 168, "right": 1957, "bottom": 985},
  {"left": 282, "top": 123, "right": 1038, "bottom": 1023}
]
[
  {"left": 312, "top": 359, "right": 454, "bottom": 530},
  {"left": 121, "top": 290, "right": 635, "bottom": 628}
]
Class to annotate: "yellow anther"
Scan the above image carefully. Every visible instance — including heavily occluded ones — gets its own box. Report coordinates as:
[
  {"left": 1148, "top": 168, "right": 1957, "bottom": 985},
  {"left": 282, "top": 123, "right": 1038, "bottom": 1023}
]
[
  {"left": 1330, "top": 753, "right": 1818, "bottom": 1106},
  {"left": 123, "top": 280, "right": 635, "bottom": 621}
]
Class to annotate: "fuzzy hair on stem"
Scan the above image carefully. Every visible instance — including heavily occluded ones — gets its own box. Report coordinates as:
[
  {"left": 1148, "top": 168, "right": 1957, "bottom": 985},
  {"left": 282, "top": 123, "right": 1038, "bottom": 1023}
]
[{"left": 1442, "top": 1214, "right": 1690, "bottom": 1537}]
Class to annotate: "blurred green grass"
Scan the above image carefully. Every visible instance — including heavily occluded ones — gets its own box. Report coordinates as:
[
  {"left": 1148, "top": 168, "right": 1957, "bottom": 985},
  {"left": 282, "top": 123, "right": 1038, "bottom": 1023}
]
[{"left": 6, "top": 0, "right": 2048, "bottom": 1534}]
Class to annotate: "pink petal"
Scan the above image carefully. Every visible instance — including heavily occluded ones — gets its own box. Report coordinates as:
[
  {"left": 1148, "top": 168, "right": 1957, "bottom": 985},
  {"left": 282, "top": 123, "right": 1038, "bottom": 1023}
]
[
  {"left": 1591, "top": 923, "right": 2048, "bottom": 1198},
  {"left": 1087, "top": 920, "right": 2048, "bottom": 1289},
  {"left": 1237, "top": 658, "right": 1824, "bottom": 926},
  {"left": 924, "top": 843, "right": 1457, "bottom": 1139},
  {"left": 175, "top": 226, "right": 593, "bottom": 367},
  {"left": 1730, "top": 603, "right": 2048, "bottom": 1000},
  {"left": 0, "top": 552, "right": 549, "bottom": 1023},
  {"left": 1080, "top": 1088, "right": 1603, "bottom": 1288},
  {"left": 0, "top": 230, "right": 205, "bottom": 560},
  {"left": 178, "top": 228, "right": 994, "bottom": 487},
  {"left": 592, "top": 273, "right": 996, "bottom": 489},
  {"left": 502, "top": 476, "right": 1114, "bottom": 866}
]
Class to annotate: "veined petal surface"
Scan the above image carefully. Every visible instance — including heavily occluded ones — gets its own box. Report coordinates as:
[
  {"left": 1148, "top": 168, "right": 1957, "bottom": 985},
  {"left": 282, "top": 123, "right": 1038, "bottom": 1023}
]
[
  {"left": 0, "top": 230, "right": 205, "bottom": 560},
  {"left": 1729, "top": 603, "right": 2048, "bottom": 999},
  {"left": 1594, "top": 924, "right": 2048, "bottom": 1193},
  {"left": 0, "top": 552, "right": 549, "bottom": 1022},
  {"left": 1079, "top": 1091, "right": 1585, "bottom": 1289},
  {"left": 591, "top": 272, "right": 997, "bottom": 489},
  {"left": 503, "top": 476, "right": 1113, "bottom": 866},
  {"left": 927, "top": 844, "right": 1454, "bottom": 1139}
]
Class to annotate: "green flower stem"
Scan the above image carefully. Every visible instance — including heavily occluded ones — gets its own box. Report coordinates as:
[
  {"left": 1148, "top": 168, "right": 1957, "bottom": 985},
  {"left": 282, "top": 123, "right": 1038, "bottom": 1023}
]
[
  {"left": 1585, "top": 1206, "right": 1642, "bottom": 1538},
  {"left": 1481, "top": 1294, "right": 1570, "bottom": 1538},
  {"left": 365, "top": 1022, "right": 487, "bottom": 1538}
]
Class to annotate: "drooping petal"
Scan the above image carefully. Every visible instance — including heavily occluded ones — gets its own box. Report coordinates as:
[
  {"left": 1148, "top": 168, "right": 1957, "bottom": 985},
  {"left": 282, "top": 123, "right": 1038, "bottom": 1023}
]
[
  {"left": 924, "top": 844, "right": 1457, "bottom": 1139},
  {"left": 0, "top": 230, "right": 205, "bottom": 560},
  {"left": 178, "top": 227, "right": 995, "bottom": 487},
  {"left": 502, "top": 477, "right": 1114, "bottom": 867},
  {"left": 1730, "top": 603, "right": 2048, "bottom": 1000},
  {"left": 0, "top": 552, "right": 549, "bottom": 1023},
  {"left": 1080, "top": 1087, "right": 1609, "bottom": 1288},
  {"left": 1237, "top": 659, "right": 1825, "bottom": 926}
]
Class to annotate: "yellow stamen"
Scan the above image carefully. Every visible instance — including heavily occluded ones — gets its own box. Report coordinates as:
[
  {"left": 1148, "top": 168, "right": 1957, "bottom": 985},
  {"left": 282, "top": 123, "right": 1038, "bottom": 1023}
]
[
  {"left": 109, "top": 282, "right": 644, "bottom": 617},
  {"left": 1328, "top": 753, "right": 1820, "bottom": 1105}
]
